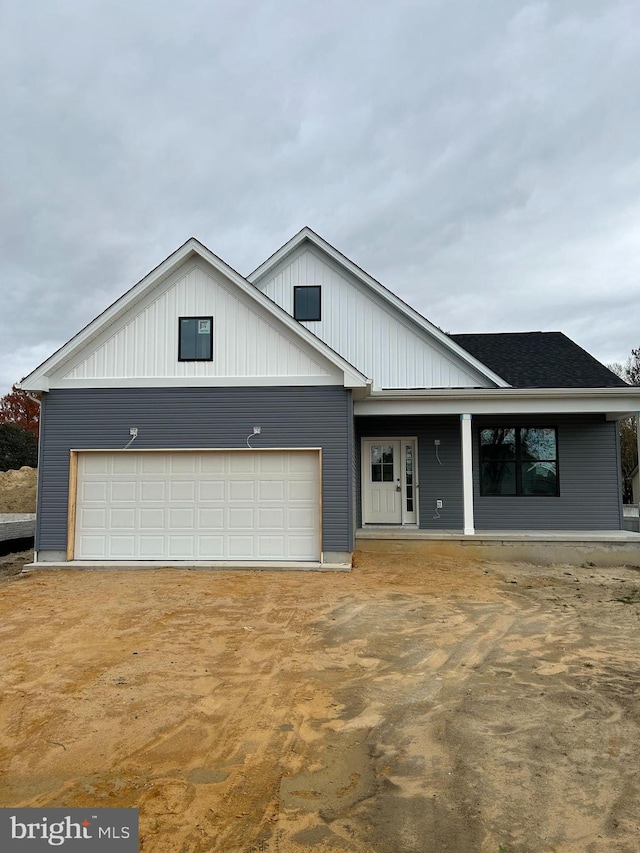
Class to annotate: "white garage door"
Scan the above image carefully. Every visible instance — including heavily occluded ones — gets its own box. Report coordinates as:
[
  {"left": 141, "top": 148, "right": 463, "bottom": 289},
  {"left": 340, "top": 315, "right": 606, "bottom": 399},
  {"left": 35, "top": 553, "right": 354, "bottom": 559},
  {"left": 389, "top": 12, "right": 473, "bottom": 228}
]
[{"left": 74, "top": 450, "right": 321, "bottom": 561}]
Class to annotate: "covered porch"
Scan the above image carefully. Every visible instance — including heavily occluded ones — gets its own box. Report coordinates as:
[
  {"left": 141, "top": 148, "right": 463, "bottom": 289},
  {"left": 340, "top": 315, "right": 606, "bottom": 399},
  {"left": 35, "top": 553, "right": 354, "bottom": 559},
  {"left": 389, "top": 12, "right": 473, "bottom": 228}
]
[{"left": 354, "top": 385, "right": 640, "bottom": 544}]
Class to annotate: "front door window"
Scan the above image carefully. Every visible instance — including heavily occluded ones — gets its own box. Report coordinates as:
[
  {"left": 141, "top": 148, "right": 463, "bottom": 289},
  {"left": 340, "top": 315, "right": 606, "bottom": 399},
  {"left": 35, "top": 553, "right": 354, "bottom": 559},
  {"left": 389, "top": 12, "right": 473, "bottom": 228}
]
[{"left": 371, "top": 445, "right": 395, "bottom": 482}]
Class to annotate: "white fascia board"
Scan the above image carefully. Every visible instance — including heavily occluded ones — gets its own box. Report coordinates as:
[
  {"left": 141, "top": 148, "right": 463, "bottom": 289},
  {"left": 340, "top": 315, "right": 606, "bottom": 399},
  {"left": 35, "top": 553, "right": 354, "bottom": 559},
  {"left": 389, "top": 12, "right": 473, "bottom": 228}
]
[
  {"left": 355, "top": 387, "right": 640, "bottom": 417},
  {"left": 21, "top": 237, "right": 368, "bottom": 392},
  {"left": 248, "top": 227, "right": 510, "bottom": 389}
]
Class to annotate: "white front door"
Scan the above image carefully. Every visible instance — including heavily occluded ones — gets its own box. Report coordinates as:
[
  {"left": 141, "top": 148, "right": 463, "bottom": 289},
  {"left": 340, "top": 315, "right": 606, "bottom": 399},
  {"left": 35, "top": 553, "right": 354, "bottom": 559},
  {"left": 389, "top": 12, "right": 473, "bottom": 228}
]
[{"left": 362, "top": 439, "right": 418, "bottom": 525}]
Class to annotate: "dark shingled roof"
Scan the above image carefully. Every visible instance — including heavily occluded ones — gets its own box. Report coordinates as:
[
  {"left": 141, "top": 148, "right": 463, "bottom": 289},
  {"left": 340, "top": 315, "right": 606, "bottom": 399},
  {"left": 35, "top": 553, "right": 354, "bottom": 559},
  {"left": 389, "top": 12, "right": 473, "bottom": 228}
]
[{"left": 449, "top": 332, "right": 629, "bottom": 388}]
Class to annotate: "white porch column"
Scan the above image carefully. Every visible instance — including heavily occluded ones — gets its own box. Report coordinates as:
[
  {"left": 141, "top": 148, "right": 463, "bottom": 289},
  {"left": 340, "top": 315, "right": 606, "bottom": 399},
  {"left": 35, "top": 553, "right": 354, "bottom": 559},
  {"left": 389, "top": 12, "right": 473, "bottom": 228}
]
[{"left": 461, "top": 413, "right": 475, "bottom": 535}]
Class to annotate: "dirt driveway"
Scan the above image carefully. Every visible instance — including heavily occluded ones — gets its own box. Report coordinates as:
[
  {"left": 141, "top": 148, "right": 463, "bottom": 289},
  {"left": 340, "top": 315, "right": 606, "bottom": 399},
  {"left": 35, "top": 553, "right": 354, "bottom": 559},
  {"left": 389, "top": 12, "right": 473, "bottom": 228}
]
[{"left": 0, "top": 550, "right": 639, "bottom": 853}]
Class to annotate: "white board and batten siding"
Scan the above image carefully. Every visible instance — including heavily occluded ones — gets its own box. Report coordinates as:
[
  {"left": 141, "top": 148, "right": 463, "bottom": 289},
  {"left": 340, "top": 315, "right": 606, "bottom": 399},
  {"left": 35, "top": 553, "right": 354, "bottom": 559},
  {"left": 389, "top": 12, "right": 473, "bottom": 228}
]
[
  {"left": 73, "top": 450, "right": 321, "bottom": 561},
  {"left": 52, "top": 260, "right": 341, "bottom": 386},
  {"left": 253, "top": 245, "right": 492, "bottom": 390}
]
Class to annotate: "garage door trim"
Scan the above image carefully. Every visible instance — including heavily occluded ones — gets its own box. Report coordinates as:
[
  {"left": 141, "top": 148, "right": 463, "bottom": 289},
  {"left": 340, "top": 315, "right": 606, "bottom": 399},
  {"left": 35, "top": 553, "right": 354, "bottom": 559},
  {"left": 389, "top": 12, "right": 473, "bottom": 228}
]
[{"left": 67, "top": 448, "right": 323, "bottom": 561}]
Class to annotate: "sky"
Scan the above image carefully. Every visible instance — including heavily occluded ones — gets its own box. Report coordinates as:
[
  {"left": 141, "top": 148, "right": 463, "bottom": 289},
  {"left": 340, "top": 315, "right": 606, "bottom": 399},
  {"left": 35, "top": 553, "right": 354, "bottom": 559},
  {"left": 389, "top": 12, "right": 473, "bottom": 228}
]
[{"left": 2, "top": 0, "right": 640, "bottom": 395}]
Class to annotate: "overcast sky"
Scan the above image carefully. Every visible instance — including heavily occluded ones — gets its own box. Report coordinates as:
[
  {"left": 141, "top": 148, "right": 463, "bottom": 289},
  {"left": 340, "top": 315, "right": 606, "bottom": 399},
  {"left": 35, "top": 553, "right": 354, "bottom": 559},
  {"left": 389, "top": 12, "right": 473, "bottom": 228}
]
[{"left": 2, "top": 0, "right": 640, "bottom": 394}]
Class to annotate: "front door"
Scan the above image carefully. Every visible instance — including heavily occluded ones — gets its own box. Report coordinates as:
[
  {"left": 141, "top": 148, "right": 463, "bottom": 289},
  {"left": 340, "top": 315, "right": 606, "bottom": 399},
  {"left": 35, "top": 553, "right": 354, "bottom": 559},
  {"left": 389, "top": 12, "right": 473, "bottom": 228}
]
[{"left": 362, "top": 438, "right": 418, "bottom": 525}]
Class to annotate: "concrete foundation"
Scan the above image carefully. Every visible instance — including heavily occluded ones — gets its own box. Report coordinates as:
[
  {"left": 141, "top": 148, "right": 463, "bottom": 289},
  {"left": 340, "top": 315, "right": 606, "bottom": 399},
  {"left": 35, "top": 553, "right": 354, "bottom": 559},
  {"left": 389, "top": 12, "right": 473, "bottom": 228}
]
[
  {"left": 0, "top": 513, "right": 36, "bottom": 543},
  {"left": 356, "top": 529, "right": 640, "bottom": 568},
  {"left": 24, "top": 558, "right": 352, "bottom": 573}
]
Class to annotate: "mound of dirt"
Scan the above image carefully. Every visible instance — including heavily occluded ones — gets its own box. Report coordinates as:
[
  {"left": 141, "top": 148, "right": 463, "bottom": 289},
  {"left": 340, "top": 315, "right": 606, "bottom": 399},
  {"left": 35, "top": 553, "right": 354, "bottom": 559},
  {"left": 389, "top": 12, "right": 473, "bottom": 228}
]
[{"left": 0, "top": 466, "right": 37, "bottom": 513}]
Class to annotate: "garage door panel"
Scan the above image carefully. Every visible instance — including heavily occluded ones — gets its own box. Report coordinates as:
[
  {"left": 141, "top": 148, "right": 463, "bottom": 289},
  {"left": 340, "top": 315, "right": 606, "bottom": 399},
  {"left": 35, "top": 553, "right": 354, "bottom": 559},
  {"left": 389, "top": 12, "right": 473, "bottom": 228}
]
[
  {"left": 229, "top": 455, "right": 255, "bottom": 473},
  {"left": 138, "top": 536, "right": 165, "bottom": 558},
  {"left": 80, "top": 535, "right": 107, "bottom": 557},
  {"left": 258, "top": 535, "right": 285, "bottom": 557},
  {"left": 171, "top": 454, "right": 197, "bottom": 474},
  {"left": 111, "top": 482, "right": 137, "bottom": 502},
  {"left": 198, "top": 508, "right": 224, "bottom": 528},
  {"left": 260, "top": 455, "right": 286, "bottom": 473},
  {"left": 169, "top": 480, "right": 196, "bottom": 501},
  {"left": 111, "top": 536, "right": 136, "bottom": 557},
  {"left": 113, "top": 455, "right": 138, "bottom": 475},
  {"left": 199, "top": 481, "right": 225, "bottom": 501},
  {"left": 228, "top": 535, "right": 255, "bottom": 557},
  {"left": 169, "top": 508, "right": 196, "bottom": 528},
  {"left": 229, "top": 481, "right": 255, "bottom": 501},
  {"left": 75, "top": 451, "right": 320, "bottom": 561},
  {"left": 200, "top": 455, "right": 226, "bottom": 473},
  {"left": 288, "top": 507, "right": 316, "bottom": 529},
  {"left": 83, "top": 455, "right": 109, "bottom": 474},
  {"left": 168, "top": 536, "right": 196, "bottom": 557},
  {"left": 228, "top": 507, "right": 255, "bottom": 529},
  {"left": 111, "top": 508, "right": 136, "bottom": 528},
  {"left": 140, "top": 508, "right": 165, "bottom": 528},
  {"left": 81, "top": 482, "right": 108, "bottom": 502},
  {"left": 141, "top": 481, "right": 166, "bottom": 501},
  {"left": 258, "top": 480, "right": 285, "bottom": 501},
  {"left": 289, "top": 480, "right": 316, "bottom": 501},
  {"left": 80, "top": 508, "right": 107, "bottom": 529},
  {"left": 288, "top": 536, "right": 317, "bottom": 559},
  {"left": 258, "top": 507, "right": 285, "bottom": 528},
  {"left": 141, "top": 455, "right": 167, "bottom": 474}
]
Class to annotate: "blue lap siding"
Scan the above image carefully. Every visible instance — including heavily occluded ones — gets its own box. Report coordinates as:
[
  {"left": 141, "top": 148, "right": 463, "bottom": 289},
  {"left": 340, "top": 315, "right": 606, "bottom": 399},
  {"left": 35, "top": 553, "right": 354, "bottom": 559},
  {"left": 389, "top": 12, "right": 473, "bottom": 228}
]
[
  {"left": 36, "top": 386, "right": 354, "bottom": 553},
  {"left": 473, "top": 414, "right": 623, "bottom": 530}
]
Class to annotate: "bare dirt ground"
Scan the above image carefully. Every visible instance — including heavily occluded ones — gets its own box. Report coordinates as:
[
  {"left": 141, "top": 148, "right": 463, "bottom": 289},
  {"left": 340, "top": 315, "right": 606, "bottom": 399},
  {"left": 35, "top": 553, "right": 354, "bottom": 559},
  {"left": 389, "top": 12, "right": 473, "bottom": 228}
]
[
  {"left": 0, "top": 550, "right": 639, "bottom": 853},
  {"left": 0, "top": 466, "right": 37, "bottom": 513}
]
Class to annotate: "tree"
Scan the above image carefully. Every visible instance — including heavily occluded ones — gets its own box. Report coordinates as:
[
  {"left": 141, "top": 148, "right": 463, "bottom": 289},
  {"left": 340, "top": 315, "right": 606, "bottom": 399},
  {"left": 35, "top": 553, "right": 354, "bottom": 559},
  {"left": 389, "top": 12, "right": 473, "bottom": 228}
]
[
  {"left": 0, "top": 385, "right": 40, "bottom": 438},
  {"left": 0, "top": 424, "right": 38, "bottom": 472},
  {"left": 609, "top": 351, "right": 640, "bottom": 503}
]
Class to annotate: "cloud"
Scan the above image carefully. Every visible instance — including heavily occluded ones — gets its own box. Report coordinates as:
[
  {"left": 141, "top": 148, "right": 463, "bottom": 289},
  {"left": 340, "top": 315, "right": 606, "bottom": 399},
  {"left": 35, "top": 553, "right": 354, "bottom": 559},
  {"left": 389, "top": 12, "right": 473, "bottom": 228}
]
[{"left": 2, "top": 0, "right": 640, "bottom": 393}]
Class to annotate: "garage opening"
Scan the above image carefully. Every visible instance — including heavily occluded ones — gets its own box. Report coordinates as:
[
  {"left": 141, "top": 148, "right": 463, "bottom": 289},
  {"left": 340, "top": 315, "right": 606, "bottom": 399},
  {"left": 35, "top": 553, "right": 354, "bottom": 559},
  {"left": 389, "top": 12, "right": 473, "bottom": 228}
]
[{"left": 69, "top": 449, "right": 321, "bottom": 561}]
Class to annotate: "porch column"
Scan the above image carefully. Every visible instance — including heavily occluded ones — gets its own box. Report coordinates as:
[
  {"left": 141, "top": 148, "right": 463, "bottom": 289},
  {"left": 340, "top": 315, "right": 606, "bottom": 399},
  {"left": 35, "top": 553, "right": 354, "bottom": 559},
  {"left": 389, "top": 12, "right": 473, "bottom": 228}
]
[{"left": 461, "top": 413, "right": 475, "bottom": 535}]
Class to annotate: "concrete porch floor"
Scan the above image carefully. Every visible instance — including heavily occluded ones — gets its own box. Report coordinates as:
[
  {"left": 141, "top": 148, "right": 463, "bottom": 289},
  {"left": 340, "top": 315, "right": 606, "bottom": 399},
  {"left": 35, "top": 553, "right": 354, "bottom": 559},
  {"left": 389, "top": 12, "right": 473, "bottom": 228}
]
[{"left": 356, "top": 527, "right": 640, "bottom": 567}]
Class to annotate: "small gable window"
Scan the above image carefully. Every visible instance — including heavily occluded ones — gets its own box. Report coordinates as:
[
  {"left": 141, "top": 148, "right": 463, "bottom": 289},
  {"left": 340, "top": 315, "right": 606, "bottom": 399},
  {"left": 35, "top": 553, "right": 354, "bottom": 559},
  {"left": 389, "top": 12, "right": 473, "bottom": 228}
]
[
  {"left": 480, "top": 427, "right": 558, "bottom": 497},
  {"left": 179, "top": 316, "right": 213, "bottom": 361},
  {"left": 294, "top": 286, "right": 321, "bottom": 321}
]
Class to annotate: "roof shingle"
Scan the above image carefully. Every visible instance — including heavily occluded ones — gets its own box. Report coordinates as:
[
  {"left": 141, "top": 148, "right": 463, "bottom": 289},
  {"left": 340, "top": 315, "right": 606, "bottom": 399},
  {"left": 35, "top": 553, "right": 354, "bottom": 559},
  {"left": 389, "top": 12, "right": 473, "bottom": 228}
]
[{"left": 450, "top": 332, "right": 628, "bottom": 388}]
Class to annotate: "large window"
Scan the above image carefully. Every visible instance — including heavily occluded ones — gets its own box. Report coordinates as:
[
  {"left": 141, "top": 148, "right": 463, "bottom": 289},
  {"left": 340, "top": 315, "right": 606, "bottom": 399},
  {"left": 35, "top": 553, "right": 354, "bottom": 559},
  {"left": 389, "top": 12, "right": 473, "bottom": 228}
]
[
  {"left": 294, "top": 286, "right": 321, "bottom": 321},
  {"left": 480, "top": 427, "right": 558, "bottom": 496},
  {"left": 178, "top": 316, "right": 213, "bottom": 361}
]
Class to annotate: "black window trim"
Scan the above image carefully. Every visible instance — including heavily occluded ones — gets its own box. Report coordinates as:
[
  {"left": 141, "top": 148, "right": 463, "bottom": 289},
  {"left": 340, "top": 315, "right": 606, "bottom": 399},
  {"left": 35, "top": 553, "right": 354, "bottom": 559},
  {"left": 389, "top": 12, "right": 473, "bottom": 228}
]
[
  {"left": 293, "top": 285, "right": 321, "bottom": 322},
  {"left": 178, "top": 315, "right": 214, "bottom": 362},
  {"left": 478, "top": 425, "right": 560, "bottom": 497}
]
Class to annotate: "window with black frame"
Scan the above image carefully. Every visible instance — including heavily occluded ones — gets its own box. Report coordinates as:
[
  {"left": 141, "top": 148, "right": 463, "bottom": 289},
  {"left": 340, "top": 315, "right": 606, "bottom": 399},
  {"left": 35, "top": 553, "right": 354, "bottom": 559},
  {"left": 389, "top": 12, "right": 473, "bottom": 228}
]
[
  {"left": 293, "top": 286, "right": 321, "bottom": 321},
  {"left": 480, "top": 427, "right": 558, "bottom": 496},
  {"left": 178, "top": 316, "right": 213, "bottom": 361}
]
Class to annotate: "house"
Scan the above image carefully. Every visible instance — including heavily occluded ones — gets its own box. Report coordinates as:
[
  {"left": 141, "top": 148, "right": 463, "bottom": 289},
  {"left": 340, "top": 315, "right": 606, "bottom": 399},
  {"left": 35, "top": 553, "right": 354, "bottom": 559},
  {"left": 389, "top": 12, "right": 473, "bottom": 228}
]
[
  {"left": 20, "top": 228, "right": 640, "bottom": 568},
  {"left": 632, "top": 464, "right": 639, "bottom": 505}
]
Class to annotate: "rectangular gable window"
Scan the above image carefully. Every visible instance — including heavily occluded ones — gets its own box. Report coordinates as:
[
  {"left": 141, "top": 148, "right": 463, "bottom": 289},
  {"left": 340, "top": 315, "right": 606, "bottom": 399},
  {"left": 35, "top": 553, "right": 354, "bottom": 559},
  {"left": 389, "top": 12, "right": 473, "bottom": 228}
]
[
  {"left": 179, "top": 316, "right": 213, "bottom": 361},
  {"left": 480, "top": 427, "right": 558, "bottom": 496},
  {"left": 294, "top": 286, "right": 321, "bottom": 321}
]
